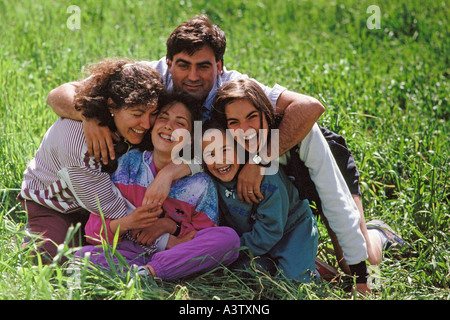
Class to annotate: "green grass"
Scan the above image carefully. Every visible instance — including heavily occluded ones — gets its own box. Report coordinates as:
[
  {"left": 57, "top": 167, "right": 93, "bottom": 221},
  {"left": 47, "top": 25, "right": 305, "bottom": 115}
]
[{"left": 0, "top": 0, "right": 448, "bottom": 301}]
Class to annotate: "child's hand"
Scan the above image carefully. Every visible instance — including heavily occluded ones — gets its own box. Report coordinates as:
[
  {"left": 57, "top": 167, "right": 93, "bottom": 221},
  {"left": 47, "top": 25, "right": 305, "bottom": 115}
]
[
  {"left": 237, "top": 163, "right": 264, "bottom": 204},
  {"left": 109, "top": 203, "right": 162, "bottom": 236},
  {"left": 142, "top": 171, "right": 172, "bottom": 206},
  {"left": 166, "top": 230, "right": 198, "bottom": 249},
  {"left": 124, "top": 203, "right": 162, "bottom": 230},
  {"left": 133, "top": 217, "right": 177, "bottom": 246}
]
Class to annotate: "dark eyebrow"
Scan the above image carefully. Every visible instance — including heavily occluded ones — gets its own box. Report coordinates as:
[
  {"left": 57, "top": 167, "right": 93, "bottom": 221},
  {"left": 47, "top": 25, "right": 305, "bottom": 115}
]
[
  {"left": 175, "top": 58, "right": 213, "bottom": 67},
  {"left": 175, "top": 115, "right": 189, "bottom": 122},
  {"left": 159, "top": 110, "right": 189, "bottom": 122},
  {"left": 175, "top": 58, "right": 191, "bottom": 66},
  {"left": 246, "top": 110, "right": 259, "bottom": 118},
  {"left": 226, "top": 110, "right": 259, "bottom": 122},
  {"left": 197, "top": 61, "right": 213, "bottom": 67}
]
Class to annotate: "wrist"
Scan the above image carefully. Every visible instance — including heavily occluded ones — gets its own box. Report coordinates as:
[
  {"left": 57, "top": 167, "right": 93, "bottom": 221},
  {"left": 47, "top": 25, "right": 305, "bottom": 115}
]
[
  {"left": 111, "top": 216, "right": 131, "bottom": 235},
  {"left": 251, "top": 153, "right": 271, "bottom": 167},
  {"left": 159, "top": 217, "right": 178, "bottom": 235},
  {"left": 172, "top": 221, "right": 182, "bottom": 237}
]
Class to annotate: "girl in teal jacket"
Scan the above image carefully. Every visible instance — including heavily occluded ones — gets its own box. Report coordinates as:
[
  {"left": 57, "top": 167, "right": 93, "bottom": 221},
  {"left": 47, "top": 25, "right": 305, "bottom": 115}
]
[{"left": 202, "top": 124, "right": 318, "bottom": 282}]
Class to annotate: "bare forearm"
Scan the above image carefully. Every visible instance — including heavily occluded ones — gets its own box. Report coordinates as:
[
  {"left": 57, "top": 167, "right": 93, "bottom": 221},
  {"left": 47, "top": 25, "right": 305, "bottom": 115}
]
[
  {"left": 276, "top": 91, "right": 325, "bottom": 155},
  {"left": 109, "top": 217, "right": 131, "bottom": 236},
  {"left": 47, "top": 82, "right": 83, "bottom": 120},
  {"left": 164, "top": 161, "right": 192, "bottom": 179}
]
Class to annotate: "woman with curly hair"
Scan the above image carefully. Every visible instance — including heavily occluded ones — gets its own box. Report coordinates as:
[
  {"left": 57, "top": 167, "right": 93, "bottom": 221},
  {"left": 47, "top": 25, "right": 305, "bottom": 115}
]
[{"left": 19, "top": 59, "right": 164, "bottom": 263}]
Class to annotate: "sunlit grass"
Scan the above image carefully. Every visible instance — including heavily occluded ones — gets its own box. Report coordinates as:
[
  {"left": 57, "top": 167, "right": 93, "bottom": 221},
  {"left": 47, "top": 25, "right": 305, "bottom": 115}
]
[{"left": 0, "top": 0, "right": 448, "bottom": 300}]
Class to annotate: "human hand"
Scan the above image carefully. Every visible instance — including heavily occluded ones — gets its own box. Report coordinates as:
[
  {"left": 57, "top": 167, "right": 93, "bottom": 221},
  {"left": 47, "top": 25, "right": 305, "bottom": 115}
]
[
  {"left": 121, "top": 203, "right": 162, "bottom": 232},
  {"left": 82, "top": 117, "right": 119, "bottom": 164},
  {"left": 237, "top": 163, "right": 264, "bottom": 204},
  {"left": 166, "top": 230, "right": 198, "bottom": 249},
  {"left": 133, "top": 217, "right": 177, "bottom": 246},
  {"left": 142, "top": 173, "right": 172, "bottom": 206},
  {"left": 109, "top": 203, "right": 162, "bottom": 236}
]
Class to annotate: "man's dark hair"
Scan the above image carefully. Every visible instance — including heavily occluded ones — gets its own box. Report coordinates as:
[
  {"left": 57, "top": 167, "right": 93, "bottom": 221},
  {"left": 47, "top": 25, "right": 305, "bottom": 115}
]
[{"left": 166, "top": 14, "right": 226, "bottom": 64}]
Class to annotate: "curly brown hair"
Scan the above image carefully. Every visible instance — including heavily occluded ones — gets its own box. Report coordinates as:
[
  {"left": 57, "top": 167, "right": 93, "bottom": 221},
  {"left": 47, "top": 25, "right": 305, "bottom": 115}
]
[
  {"left": 74, "top": 58, "right": 163, "bottom": 131},
  {"left": 166, "top": 15, "right": 226, "bottom": 64}
]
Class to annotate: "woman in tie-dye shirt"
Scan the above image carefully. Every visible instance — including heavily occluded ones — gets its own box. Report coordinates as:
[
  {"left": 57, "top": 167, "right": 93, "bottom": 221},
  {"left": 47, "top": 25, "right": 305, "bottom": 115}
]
[{"left": 79, "top": 91, "right": 239, "bottom": 280}]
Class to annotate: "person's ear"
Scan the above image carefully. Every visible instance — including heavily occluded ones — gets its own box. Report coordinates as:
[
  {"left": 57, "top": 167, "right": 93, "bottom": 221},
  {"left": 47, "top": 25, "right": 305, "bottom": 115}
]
[
  {"left": 216, "top": 60, "right": 223, "bottom": 75},
  {"left": 167, "top": 59, "right": 173, "bottom": 74}
]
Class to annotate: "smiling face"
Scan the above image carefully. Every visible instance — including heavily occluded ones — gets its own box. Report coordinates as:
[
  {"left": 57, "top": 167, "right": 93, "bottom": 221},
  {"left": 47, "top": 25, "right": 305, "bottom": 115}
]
[
  {"left": 167, "top": 46, "right": 223, "bottom": 101},
  {"left": 151, "top": 102, "right": 193, "bottom": 155},
  {"left": 111, "top": 104, "right": 158, "bottom": 145},
  {"left": 224, "top": 99, "right": 269, "bottom": 153},
  {"left": 202, "top": 128, "right": 240, "bottom": 182}
]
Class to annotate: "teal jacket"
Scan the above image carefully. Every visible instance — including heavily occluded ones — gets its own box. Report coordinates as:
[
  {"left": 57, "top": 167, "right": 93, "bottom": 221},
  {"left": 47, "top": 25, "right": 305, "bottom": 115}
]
[{"left": 216, "top": 169, "right": 313, "bottom": 256}]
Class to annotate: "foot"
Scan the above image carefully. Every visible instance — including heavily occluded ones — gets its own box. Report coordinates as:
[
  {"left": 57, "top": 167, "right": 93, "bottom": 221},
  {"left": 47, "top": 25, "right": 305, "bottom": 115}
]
[
  {"left": 135, "top": 264, "right": 157, "bottom": 277},
  {"left": 366, "top": 220, "right": 407, "bottom": 250}
]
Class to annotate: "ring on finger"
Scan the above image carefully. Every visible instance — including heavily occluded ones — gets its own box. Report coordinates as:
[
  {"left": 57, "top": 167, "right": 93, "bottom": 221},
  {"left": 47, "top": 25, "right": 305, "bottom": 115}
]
[{"left": 248, "top": 191, "right": 253, "bottom": 194}]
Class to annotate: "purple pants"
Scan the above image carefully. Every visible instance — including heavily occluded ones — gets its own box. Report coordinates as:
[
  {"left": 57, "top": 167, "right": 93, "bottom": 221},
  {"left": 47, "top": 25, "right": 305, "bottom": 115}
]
[{"left": 77, "top": 227, "right": 240, "bottom": 281}]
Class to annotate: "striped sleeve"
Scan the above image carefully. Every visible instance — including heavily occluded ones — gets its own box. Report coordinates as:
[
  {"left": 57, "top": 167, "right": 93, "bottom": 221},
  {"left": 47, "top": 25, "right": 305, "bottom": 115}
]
[
  {"left": 52, "top": 120, "right": 127, "bottom": 218},
  {"left": 57, "top": 166, "right": 127, "bottom": 219},
  {"left": 20, "top": 119, "right": 127, "bottom": 218}
]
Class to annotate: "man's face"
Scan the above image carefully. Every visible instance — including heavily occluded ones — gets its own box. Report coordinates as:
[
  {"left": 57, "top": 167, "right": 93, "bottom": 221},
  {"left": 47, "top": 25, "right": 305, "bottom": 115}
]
[{"left": 167, "top": 46, "right": 223, "bottom": 101}]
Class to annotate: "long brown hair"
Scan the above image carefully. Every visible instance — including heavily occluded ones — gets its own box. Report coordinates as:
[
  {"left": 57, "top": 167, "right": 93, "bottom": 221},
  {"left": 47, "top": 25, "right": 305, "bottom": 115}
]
[{"left": 212, "top": 79, "right": 279, "bottom": 130}]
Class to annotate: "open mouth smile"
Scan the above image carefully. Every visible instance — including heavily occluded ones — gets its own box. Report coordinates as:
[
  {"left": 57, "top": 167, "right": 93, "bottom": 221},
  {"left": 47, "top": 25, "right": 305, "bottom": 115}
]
[
  {"left": 159, "top": 132, "right": 176, "bottom": 142},
  {"left": 243, "top": 132, "right": 257, "bottom": 140},
  {"left": 216, "top": 165, "right": 232, "bottom": 174},
  {"left": 131, "top": 128, "right": 145, "bottom": 135}
]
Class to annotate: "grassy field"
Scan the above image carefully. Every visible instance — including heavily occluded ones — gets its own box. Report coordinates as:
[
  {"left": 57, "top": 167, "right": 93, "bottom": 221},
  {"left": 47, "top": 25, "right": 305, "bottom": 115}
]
[{"left": 0, "top": 0, "right": 448, "bottom": 301}]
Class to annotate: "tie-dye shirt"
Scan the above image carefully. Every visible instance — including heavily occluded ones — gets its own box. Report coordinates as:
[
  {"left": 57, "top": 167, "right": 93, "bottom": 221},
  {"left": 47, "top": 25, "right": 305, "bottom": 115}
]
[{"left": 85, "top": 149, "right": 219, "bottom": 252}]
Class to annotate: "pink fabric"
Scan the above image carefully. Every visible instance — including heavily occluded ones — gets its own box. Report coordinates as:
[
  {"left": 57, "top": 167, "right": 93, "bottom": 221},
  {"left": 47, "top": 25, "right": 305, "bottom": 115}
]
[
  {"left": 84, "top": 195, "right": 217, "bottom": 245},
  {"left": 84, "top": 214, "right": 116, "bottom": 245}
]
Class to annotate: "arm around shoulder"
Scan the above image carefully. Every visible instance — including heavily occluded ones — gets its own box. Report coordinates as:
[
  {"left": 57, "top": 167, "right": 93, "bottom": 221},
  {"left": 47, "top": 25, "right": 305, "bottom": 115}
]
[
  {"left": 275, "top": 90, "right": 325, "bottom": 154},
  {"left": 47, "top": 81, "right": 83, "bottom": 120}
]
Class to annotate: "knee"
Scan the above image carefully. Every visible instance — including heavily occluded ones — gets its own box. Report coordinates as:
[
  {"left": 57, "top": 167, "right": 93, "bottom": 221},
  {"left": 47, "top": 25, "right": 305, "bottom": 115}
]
[
  {"left": 201, "top": 227, "right": 240, "bottom": 262},
  {"left": 366, "top": 248, "right": 382, "bottom": 265},
  {"left": 202, "top": 226, "right": 239, "bottom": 245},
  {"left": 217, "top": 227, "right": 240, "bottom": 249},
  {"left": 220, "top": 227, "right": 241, "bottom": 262}
]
